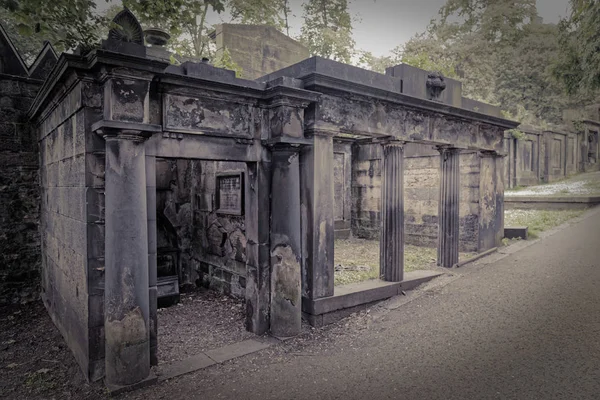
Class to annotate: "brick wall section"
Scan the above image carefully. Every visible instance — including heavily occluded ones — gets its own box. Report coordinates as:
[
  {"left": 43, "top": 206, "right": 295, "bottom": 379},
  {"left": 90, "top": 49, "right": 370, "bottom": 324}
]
[
  {"left": 39, "top": 80, "right": 105, "bottom": 382},
  {"left": 213, "top": 24, "right": 310, "bottom": 80},
  {"left": 0, "top": 73, "right": 42, "bottom": 305},
  {"left": 351, "top": 142, "right": 480, "bottom": 252}
]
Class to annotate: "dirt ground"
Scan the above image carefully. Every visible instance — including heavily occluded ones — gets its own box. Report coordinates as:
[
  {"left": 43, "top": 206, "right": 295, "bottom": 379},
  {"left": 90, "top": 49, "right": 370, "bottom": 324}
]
[
  {"left": 334, "top": 238, "right": 475, "bottom": 285},
  {"left": 157, "top": 288, "right": 254, "bottom": 365},
  {"left": 0, "top": 302, "right": 106, "bottom": 400},
  {"left": 0, "top": 288, "right": 257, "bottom": 399}
]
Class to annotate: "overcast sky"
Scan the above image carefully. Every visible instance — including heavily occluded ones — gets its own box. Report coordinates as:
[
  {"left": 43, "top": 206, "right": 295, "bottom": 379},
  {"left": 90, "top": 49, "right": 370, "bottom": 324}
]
[{"left": 100, "top": 0, "right": 571, "bottom": 57}]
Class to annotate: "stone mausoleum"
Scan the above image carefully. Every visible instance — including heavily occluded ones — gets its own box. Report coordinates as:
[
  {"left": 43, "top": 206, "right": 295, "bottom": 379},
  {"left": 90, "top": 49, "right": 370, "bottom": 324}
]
[{"left": 1, "top": 10, "right": 526, "bottom": 391}]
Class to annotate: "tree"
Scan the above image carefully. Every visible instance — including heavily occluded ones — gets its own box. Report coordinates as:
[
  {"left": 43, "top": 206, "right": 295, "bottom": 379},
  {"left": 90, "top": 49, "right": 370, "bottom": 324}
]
[
  {"left": 300, "top": 0, "right": 355, "bottom": 63},
  {"left": 123, "top": 0, "right": 225, "bottom": 59},
  {"left": 397, "top": 0, "right": 592, "bottom": 124},
  {"left": 356, "top": 50, "right": 397, "bottom": 74},
  {"left": 399, "top": 33, "right": 459, "bottom": 79},
  {"left": 0, "top": 0, "right": 110, "bottom": 54},
  {"left": 553, "top": 0, "right": 600, "bottom": 95},
  {"left": 228, "top": 0, "right": 288, "bottom": 31},
  {"left": 0, "top": 6, "right": 45, "bottom": 64}
]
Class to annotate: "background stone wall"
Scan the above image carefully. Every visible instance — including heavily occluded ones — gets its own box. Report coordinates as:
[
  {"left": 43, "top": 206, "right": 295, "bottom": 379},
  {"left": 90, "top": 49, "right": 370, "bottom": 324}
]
[
  {"left": 212, "top": 24, "right": 309, "bottom": 80},
  {"left": 350, "top": 142, "right": 481, "bottom": 252},
  {"left": 0, "top": 73, "right": 42, "bottom": 305},
  {"left": 155, "top": 158, "right": 248, "bottom": 298},
  {"left": 333, "top": 140, "right": 352, "bottom": 239}
]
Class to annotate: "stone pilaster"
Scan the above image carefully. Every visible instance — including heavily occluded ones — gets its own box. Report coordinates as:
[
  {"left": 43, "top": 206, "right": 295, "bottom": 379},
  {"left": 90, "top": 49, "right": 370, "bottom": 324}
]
[
  {"left": 478, "top": 150, "right": 505, "bottom": 251},
  {"left": 380, "top": 140, "right": 405, "bottom": 282},
  {"left": 244, "top": 157, "right": 271, "bottom": 335},
  {"left": 300, "top": 132, "right": 335, "bottom": 299},
  {"left": 269, "top": 144, "right": 303, "bottom": 337},
  {"left": 93, "top": 121, "right": 160, "bottom": 388},
  {"left": 145, "top": 155, "right": 158, "bottom": 366},
  {"left": 437, "top": 146, "right": 461, "bottom": 268}
]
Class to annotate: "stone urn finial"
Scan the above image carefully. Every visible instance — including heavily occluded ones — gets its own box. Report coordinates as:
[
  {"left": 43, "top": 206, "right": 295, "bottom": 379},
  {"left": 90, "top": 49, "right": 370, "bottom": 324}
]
[
  {"left": 426, "top": 72, "right": 447, "bottom": 101},
  {"left": 144, "top": 28, "right": 170, "bottom": 47}
]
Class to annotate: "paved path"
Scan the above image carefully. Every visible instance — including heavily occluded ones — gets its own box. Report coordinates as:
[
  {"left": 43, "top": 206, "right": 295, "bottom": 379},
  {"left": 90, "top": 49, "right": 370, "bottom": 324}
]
[{"left": 129, "top": 208, "right": 600, "bottom": 400}]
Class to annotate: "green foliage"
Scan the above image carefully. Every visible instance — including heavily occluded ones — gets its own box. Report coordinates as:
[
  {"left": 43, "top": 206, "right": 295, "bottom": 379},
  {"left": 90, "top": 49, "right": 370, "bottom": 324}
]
[
  {"left": 212, "top": 47, "right": 243, "bottom": 77},
  {"left": 228, "top": 0, "right": 288, "bottom": 30},
  {"left": 123, "top": 0, "right": 225, "bottom": 59},
  {"left": 1, "top": 0, "right": 110, "bottom": 54},
  {"left": 553, "top": 0, "right": 600, "bottom": 95},
  {"left": 356, "top": 50, "right": 398, "bottom": 73},
  {"left": 504, "top": 209, "right": 584, "bottom": 239},
  {"left": 399, "top": 0, "right": 593, "bottom": 125},
  {"left": 0, "top": 7, "right": 45, "bottom": 64},
  {"left": 508, "top": 129, "right": 526, "bottom": 141},
  {"left": 300, "top": 0, "right": 355, "bottom": 63},
  {"left": 398, "top": 33, "right": 458, "bottom": 78}
]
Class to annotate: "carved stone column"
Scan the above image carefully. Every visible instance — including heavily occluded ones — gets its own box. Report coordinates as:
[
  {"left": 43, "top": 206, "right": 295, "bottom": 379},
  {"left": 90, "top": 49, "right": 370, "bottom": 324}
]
[
  {"left": 94, "top": 122, "right": 158, "bottom": 388},
  {"left": 270, "top": 144, "right": 303, "bottom": 337},
  {"left": 437, "top": 146, "right": 461, "bottom": 268},
  {"left": 380, "top": 140, "right": 405, "bottom": 282}
]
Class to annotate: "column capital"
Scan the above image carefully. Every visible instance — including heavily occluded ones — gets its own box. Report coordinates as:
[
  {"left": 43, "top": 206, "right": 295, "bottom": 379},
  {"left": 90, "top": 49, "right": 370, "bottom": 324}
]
[
  {"left": 263, "top": 137, "right": 313, "bottom": 152},
  {"left": 478, "top": 150, "right": 506, "bottom": 158},
  {"left": 380, "top": 138, "right": 405, "bottom": 148},
  {"left": 92, "top": 120, "right": 162, "bottom": 142},
  {"left": 436, "top": 144, "right": 461, "bottom": 152}
]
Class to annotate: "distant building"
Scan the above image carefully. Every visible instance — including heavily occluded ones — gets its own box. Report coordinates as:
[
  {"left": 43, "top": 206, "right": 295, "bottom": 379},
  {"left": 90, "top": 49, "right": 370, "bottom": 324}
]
[{"left": 210, "top": 24, "right": 309, "bottom": 80}]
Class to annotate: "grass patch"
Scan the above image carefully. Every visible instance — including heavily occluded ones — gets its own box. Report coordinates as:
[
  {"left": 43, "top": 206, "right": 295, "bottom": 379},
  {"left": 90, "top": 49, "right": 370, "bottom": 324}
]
[
  {"left": 504, "top": 209, "right": 584, "bottom": 239},
  {"left": 334, "top": 237, "right": 476, "bottom": 286}
]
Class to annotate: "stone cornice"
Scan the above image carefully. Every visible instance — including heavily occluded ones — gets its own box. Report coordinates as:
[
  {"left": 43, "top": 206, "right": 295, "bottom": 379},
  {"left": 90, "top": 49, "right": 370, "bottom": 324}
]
[
  {"left": 300, "top": 73, "right": 519, "bottom": 130},
  {"left": 92, "top": 119, "right": 162, "bottom": 141}
]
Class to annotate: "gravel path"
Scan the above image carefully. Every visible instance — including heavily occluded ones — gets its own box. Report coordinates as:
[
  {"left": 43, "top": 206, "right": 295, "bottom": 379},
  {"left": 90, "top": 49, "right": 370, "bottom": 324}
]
[{"left": 125, "top": 206, "right": 600, "bottom": 400}]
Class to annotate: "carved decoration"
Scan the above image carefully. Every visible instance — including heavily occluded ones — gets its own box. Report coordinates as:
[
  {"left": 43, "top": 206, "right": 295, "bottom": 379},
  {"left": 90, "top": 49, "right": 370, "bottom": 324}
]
[
  {"left": 426, "top": 72, "right": 446, "bottom": 101},
  {"left": 108, "top": 8, "right": 144, "bottom": 45}
]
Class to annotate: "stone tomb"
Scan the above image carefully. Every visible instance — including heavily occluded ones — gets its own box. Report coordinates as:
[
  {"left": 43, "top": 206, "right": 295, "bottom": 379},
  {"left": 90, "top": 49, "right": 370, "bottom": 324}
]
[{"left": 29, "top": 10, "right": 517, "bottom": 391}]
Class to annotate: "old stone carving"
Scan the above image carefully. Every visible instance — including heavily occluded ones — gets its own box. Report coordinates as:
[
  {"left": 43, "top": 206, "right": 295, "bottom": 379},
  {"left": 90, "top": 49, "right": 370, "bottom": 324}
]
[
  {"left": 426, "top": 72, "right": 446, "bottom": 101},
  {"left": 108, "top": 8, "right": 144, "bottom": 45}
]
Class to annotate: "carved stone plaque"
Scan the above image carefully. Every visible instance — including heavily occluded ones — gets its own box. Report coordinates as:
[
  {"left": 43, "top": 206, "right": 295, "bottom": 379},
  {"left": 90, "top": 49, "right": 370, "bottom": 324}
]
[{"left": 216, "top": 172, "right": 244, "bottom": 215}]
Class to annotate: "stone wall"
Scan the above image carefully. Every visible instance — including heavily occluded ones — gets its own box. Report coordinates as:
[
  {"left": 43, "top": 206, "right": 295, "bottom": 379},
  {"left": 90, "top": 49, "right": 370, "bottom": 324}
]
[
  {"left": 404, "top": 148, "right": 481, "bottom": 253},
  {"left": 155, "top": 158, "right": 248, "bottom": 298},
  {"left": 0, "top": 73, "right": 42, "bottom": 304},
  {"left": 333, "top": 140, "right": 352, "bottom": 239},
  {"left": 212, "top": 24, "right": 309, "bottom": 80},
  {"left": 350, "top": 142, "right": 480, "bottom": 252},
  {"left": 39, "top": 81, "right": 105, "bottom": 382}
]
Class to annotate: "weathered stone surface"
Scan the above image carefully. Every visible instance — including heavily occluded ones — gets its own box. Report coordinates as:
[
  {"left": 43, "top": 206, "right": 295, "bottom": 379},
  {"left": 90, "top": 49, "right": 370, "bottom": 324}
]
[
  {"left": 437, "top": 147, "right": 460, "bottom": 268},
  {"left": 213, "top": 24, "right": 309, "bottom": 80},
  {"left": 301, "top": 134, "right": 335, "bottom": 300},
  {"left": 478, "top": 151, "right": 505, "bottom": 251},
  {"left": 164, "top": 94, "right": 254, "bottom": 137},
  {"left": 380, "top": 141, "right": 404, "bottom": 282},
  {"left": 271, "top": 147, "right": 302, "bottom": 337}
]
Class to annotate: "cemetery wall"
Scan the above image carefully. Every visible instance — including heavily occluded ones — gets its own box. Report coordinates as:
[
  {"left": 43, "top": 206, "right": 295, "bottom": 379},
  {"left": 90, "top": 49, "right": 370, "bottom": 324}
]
[{"left": 0, "top": 73, "right": 42, "bottom": 305}]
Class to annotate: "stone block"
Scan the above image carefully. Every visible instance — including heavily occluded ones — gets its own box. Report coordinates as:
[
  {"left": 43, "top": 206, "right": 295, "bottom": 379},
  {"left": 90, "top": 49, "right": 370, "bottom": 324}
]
[{"left": 504, "top": 226, "right": 528, "bottom": 240}]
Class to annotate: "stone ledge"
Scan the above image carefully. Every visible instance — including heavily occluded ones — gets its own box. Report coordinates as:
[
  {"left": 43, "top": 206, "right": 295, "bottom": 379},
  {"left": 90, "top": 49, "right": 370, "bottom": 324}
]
[
  {"left": 302, "top": 270, "right": 442, "bottom": 326},
  {"left": 505, "top": 195, "right": 600, "bottom": 210}
]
